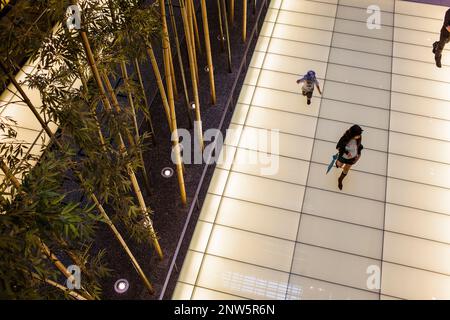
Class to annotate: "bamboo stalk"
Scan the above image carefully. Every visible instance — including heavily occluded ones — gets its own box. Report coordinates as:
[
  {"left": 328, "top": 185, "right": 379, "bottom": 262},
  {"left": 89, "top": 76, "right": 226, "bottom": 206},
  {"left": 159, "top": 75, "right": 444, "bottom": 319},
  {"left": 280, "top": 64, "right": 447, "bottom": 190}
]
[
  {"left": 120, "top": 60, "right": 152, "bottom": 194},
  {"left": 160, "top": 0, "right": 187, "bottom": 206},
  {"left": 133, "top": 58, "right": 157, "bottom": 144},
  {"left": 168, "top": 46, "right": 178, "bottom": 99},
  {"left": 220, "top": 0, "right": 232, "bottom": 72},
  {"left": 80, "top": 30, "right": 164, "bottom": 263},
  {"left": 216, "top": 0, "right": 225, "bottom": 52},
  {"left": 200, "top": 0, "right": 217, "bottom": 104},
  {"left": 0, "top": 59, "right": 156, "bottom": 295},
  {"left": 186, "top": 0, "right": 199, "bottom": 85},
  {"left": 180, "top": 0, "right": 204, "bottom": 150},
  {"left": 167, "top": 0, "right": 194, "bottom": 128},
  {"left": 146, "top": 44, "right": 173, "bottom": 131},
  {"left": 74, "top": 32, "right": 164, "bottom": 258},
  {"left": 230, "top": 0, "right": 235, "bottom": 25},
  {"left": 0, "top": 159, "right": 94, "bottom": 300},
  {"left": 189, "top": 0, "right": 202, "bottom": 54},
  {"left": 30, "top": 272, "right": 87, "bottom": 300},
  {"left": 98, "top": 69, "right": 163, "bottom": 259},
  {"left": 243, "top": 0, "right": 247, "bottom": 42}
]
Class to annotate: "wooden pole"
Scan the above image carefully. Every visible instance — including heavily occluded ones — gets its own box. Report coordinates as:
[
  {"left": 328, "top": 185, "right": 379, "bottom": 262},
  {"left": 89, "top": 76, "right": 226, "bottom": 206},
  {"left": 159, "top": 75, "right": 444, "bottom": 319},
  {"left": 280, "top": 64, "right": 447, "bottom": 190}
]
[
  {"left": 167, "top": 0, "right": 194, "bottom": 128},
  {"left": 180, "top": 0, "right": 204, "bottom": 150},
  {"left": 200, "top": 0, "right": 216, "bottom": 104},
  {"left": 243, "top": 0, "right": 247, "bottom": 42}
]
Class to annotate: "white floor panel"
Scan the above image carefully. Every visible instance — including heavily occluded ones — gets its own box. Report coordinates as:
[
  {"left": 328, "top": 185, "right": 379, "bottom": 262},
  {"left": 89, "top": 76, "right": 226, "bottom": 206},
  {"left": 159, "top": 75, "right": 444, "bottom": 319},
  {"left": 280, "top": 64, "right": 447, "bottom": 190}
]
[
  {"left": 251, "top": 87, "right": 320, "bottom": 117},
  {"left": 381, "top": 262, "right": 450, "bottom": 300},
  {"left": 267, "top": 37, "right": 331, "bottom": 62},
  {"left": 332, "top": 33, "right": 393, "bottom": 56},
  {"left": 176, "top": 0, "right": 450, "bottom": 300},
  {"left": 322, "top": 81, "right": 391, "bottom": 109},
  {"left": 320, "top": 98, "right": 390, "bottom": 130},
  {"left": 280, "top": 0, "right": 337, "bottom": 16},
  {"left": 303, "top": 187, "right": 385, "bottom": 229},
  {"left": 386, "top": 178, "right": 450, "bottom": 215},
  {"left": 337, "top": 5, "right": 394, "bottom": 26},
  {"left": 383, "top": 232, "right": 450, "bottom": 275},
  {"left": 277, "top": 9, "right": 335, "bottom": 30},
  {"left": 292, "top": 244, "right": 381, "bottom": 292},
  {"left": 298, "top": 214, "right": 383, "bottom": 259},
  {"left": 390, "top": 92, "right": 450, "bottom": 121},
  {"left": 385, "top": 203, "right": 450, "bottom": 244},
  {"left": 388, "top": 153, "right": 450, "bottom": 189},
  {"left": 224, "top": 171, "right": 305, "bottom": 212},
  {"left": 196, "top": 254, "right": 290, "bottom": 300},
  {"left": 328, "top": 47, "right": 392, "bottom": 72},
  {"left": 326, "top": 64, "right": 391, "bottom": 90},
  {"left": 215, "top": 196, "right": 301, "bottom": 241},
  {"left": 287, "top": 274, "right": 379, "bottom": 300}
]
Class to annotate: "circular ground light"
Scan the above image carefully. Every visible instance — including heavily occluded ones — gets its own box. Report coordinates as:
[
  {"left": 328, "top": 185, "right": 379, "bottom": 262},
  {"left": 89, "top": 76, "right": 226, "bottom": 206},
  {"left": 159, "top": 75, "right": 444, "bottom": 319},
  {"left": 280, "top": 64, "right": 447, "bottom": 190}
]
[
  {"left": 161, "top": 167, "right": 174, "bottom": 178},
  {"left": 114, "top": 279, "right": 129, "bottom": 294}
]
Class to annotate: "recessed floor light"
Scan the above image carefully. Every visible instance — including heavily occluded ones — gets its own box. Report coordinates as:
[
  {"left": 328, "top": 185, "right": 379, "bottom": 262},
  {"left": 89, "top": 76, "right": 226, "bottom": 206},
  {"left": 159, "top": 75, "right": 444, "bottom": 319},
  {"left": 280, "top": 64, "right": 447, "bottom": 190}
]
[
  {"left": 114, "top": 279, "right": 129, "bottom": 294},
  {"left": 161, "top": 167, "right": 174, "bottom": 178}
]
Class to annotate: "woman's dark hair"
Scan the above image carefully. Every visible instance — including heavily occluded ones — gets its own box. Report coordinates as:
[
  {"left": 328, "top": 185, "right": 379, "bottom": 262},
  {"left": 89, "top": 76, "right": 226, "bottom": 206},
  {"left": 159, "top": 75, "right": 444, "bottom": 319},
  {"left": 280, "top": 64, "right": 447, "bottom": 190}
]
[{"left": 336, "top": 125, "right": 364, "bottom": 155}]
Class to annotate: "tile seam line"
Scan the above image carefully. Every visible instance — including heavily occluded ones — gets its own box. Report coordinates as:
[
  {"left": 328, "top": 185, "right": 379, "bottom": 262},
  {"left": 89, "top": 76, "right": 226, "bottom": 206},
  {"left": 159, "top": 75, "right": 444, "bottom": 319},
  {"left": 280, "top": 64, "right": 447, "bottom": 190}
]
[
  {"left": 188, "top": 0, "right": 281, "bottom": 300},
  {"left": 284, "top": 0, "right": 339, "bottom": 301},
  {"left": 176, "top": 280, "right": 251, "bottom": 300},
  {"left": 379, "top": 0, "right": 396, "bottom": 300},
  {"left": 208, "top": 184, "right": 450, "bottom": 219},
  {"left": 198, "top": 211, "right": 450, "bottom": 247}
]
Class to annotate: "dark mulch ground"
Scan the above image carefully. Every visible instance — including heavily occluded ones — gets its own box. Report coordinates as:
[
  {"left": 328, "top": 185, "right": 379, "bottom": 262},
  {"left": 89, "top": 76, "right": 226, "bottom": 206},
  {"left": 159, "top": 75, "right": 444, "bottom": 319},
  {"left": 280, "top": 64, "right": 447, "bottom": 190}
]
[{"left": 96, "top": 1, "right": 269, "bottom": 300}]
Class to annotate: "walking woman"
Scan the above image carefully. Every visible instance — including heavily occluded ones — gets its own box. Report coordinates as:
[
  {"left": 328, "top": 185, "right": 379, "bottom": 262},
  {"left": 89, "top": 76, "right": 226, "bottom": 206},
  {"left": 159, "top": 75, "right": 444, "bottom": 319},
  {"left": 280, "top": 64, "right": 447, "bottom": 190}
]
[{"left": 335, "top": 125, "right": 364, "bottom": 190}]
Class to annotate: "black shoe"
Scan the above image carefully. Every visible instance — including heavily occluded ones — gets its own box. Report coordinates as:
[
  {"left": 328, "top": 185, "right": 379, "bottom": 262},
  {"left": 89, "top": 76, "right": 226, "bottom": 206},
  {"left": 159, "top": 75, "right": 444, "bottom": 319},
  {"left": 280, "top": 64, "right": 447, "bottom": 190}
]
[
  {"left": 338, "top": 180, "right": 343, "bottom": 190},
  {"left": 435, "top": 55, "right": 442, "bottom": 68},
  {"left": 307, "top": 99, "right": 311, "bottom": 105}
]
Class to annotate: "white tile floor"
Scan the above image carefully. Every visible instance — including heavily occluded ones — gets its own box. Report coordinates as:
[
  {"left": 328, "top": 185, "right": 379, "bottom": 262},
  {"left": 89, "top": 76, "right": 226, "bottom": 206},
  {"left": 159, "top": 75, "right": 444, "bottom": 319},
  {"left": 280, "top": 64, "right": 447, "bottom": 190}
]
[{"left": 172, "top": 0, "right": 450, "bottom": 300}]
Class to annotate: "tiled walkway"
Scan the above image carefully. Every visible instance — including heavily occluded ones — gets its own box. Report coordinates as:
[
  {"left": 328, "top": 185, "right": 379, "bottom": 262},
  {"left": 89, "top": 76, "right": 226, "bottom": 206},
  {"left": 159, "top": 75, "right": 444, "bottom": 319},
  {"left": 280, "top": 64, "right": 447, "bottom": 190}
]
[{"left": 173, "top": 0, "right": 450, "bottom": 300}]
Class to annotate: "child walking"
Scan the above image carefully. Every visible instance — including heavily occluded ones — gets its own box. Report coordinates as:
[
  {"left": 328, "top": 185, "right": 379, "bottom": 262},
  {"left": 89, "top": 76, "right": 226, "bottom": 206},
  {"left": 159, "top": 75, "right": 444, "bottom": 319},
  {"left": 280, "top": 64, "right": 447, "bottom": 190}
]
[
  {"left": 296, "top": 70, "right": 322, "bottom": 105},
  {"left": 335, "top": 125, "right": 364, "bottom": 190}
]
